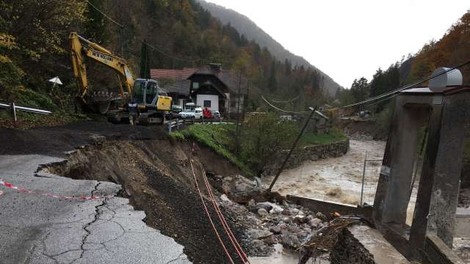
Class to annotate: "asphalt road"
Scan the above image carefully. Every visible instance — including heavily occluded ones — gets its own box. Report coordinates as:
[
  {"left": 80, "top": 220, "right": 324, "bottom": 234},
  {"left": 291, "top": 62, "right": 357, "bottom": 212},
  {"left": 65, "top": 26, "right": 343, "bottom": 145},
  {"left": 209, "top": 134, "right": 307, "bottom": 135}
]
[{"left": 0, "top": 154, "right": 190, "bottom": 264}]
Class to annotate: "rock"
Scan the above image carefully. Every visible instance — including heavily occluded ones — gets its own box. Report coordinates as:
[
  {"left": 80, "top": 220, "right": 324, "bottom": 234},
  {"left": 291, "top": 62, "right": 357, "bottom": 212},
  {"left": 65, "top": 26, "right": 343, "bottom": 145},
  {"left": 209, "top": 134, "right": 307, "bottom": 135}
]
[
  {"left": 287, "top": 225, "right": 301, "bottom": 234},
  {"left": 220, "top": 194, "right": 231, "bottom": 203},
  {"left": 278, "top": 223, "right": 288, "bottom": 231},
  {"left": 262, "top": 235, "right": 277, "bottom": 245},
  {"left": 222, "top": 175, "right": 262, "bottom": 203},
  {"left": 255, "top": 201, "right": 284, "bottom": 214},
  {"left": 247, "top": 229, "right": 273, "bottom": 239},
  {"left": 280, "top": 232, "right": 301, "bottom": 249},
  {"left": 296, "top": 230, "right": 309, "bottom": 240},
  {"left": 269, "top": 225, "right": 282, "bottom": 234},
  {"left": 257, "top": 208, "right": 269, "bottom": 217},
  {"left": 309, "top": 217, "right": 323, "bottom": 228},
  {"left": 249, "top": 239, "right": 274, "bottom": 256},
  {"left": 316, "top": 212, "right": 328, "bottom": 221},
  {"left": 282, "top": 208, "right": 296, "bottom": 216},
  {"left": 293, "top": 215, "right": 307, "bottom": 225},
  {"left": 255, "top": 202, "right": 273, "bottom": 212}
]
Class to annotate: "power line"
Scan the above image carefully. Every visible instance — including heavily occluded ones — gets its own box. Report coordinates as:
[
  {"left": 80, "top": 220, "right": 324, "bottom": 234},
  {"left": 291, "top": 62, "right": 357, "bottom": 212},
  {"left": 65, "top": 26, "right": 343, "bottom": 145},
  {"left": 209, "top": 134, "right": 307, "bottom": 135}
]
[
  {"left": 261, "top": 96, "right": 305, "bottom": 114},
  {"left": 339, "top": 59, "right": 470, "bottom": 109},
  {"left": 85, "top": 0, "right": 124, "bottom": 28}
]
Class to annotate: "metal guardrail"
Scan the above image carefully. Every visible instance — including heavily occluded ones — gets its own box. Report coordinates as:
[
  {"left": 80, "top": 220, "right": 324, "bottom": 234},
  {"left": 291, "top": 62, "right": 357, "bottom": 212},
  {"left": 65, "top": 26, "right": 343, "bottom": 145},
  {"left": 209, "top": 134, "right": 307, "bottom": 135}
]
[
  {"left": 166, "top": 118, "right": 228, "bottom": 133},
  {"left": 0, "top": 102, "right": 51, "bottom": 122}
]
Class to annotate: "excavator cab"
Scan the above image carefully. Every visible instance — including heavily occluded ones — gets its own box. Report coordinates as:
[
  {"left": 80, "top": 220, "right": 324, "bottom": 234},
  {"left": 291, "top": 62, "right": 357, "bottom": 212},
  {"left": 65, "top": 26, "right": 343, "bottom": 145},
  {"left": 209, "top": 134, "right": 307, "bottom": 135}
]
[
  {"left": 130, "top": 78, "right": 172, "bottom": 124},
  {"left": 132, "top": 79, "right": 156, "bottom": 106}
]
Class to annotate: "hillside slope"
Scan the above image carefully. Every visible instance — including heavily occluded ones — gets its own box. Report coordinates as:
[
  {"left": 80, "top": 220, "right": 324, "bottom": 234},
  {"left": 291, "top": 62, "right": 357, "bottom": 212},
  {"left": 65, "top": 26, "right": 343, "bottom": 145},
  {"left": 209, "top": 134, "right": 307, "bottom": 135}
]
[{"left": 197, "top": 0, "right": 342, "bottom": 96}]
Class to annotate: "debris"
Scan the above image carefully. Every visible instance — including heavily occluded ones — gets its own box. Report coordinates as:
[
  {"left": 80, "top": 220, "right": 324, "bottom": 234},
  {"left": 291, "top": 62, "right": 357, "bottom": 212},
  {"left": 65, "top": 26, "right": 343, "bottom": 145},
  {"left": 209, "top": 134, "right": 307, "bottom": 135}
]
[{"left": 298, "top": 216, "right": 362, "bottom": 264}]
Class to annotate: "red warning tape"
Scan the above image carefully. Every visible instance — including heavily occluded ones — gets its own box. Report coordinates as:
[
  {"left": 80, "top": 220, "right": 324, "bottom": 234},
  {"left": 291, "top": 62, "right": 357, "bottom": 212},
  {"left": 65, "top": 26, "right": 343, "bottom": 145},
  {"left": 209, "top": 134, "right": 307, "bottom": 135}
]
[{"left": 0, "top": 178, "right": 112, "bottom": 201}]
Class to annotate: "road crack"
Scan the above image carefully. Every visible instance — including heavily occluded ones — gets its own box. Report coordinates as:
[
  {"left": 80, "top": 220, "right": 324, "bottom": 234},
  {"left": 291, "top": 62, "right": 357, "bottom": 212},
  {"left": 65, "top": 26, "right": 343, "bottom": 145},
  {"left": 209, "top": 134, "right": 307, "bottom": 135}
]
[{"left": 75, "top": 182, "right": 107, "bottom": 262}]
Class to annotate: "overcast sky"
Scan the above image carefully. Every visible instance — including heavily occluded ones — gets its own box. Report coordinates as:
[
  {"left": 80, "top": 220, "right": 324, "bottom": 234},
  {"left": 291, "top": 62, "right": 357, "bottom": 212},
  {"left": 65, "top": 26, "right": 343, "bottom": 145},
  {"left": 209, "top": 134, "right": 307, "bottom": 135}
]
[{"left": 204, "top": 0, "right": 469, "bottom": 88}]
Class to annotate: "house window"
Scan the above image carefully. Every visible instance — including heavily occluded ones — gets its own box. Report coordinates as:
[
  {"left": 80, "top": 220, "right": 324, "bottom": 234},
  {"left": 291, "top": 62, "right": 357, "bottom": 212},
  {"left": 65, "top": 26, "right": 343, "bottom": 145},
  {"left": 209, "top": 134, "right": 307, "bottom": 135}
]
[
  {"left": 193, "top": 82, "right": 199, "bottom": 89},
  {"left": 203, "top": 100, "right": 211, "bottom": 108}
]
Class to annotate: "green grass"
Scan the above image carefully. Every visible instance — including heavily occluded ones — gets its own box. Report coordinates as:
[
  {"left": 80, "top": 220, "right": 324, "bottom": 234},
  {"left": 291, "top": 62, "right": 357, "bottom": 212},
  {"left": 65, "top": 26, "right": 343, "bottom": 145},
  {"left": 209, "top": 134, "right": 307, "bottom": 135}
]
[
  {"left": 170, "top": 124, "right": 348, "bottom": 177},
  {"left": 300, "top": 128, "right": 347, "bottom": 146},
  {"left": 170, "top": 124, "right": 252, "bottom": 176}
]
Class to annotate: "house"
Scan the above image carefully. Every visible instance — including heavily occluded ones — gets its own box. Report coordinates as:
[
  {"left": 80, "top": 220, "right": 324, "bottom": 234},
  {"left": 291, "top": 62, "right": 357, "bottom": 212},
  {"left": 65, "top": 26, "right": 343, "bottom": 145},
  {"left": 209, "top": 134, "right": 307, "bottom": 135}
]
[
  {"left": 150, "top": 64, "right": 247, "bottom": 117},
  {"left": 187, "top": 63, "right": 229, "bottom": 113},
  {"left": 150, "top": 68, "right": 195, "bottom": 107}
]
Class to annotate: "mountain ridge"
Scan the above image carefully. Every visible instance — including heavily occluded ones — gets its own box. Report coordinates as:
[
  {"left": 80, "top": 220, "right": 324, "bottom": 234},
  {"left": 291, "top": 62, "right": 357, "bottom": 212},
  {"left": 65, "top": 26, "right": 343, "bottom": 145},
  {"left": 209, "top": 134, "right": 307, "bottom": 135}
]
[{"left": 196, "top": 0, "right": 342, "bottom": 96}]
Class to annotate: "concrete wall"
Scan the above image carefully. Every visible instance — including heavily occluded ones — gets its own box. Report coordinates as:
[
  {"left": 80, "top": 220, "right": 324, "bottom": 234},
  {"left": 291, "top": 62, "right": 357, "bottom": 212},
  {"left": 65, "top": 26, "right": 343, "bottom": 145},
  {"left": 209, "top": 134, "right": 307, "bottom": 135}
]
[
  {"left": 424, "top": 235, "right": 466, "bottom": 264},
  {"left": 330, "top": 225, "right": 410, "bottom": 264},
  {"left": 264, "top": 138, "right": 349, "bottom": 175},
  {"left": 287, "top": 195, "right": 372, "bottom": 220}
]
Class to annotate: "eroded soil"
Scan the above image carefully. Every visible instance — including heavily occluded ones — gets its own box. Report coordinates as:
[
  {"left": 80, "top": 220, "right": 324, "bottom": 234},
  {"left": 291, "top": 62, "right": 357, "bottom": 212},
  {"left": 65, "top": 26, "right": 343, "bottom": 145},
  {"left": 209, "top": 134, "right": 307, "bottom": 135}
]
[{"left": 1, "top": 121, "right": 246, "bottom": 264}]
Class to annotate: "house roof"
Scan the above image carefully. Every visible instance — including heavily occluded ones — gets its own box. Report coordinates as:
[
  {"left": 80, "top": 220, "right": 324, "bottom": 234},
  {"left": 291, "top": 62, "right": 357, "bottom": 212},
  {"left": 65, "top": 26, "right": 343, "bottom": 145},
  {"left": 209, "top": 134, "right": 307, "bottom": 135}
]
[
  {"left": 150, "top": 68, "right": 196, "bottom": 80},
  {"left": 150, "top": 65, "right": 248, "bottom": 95},
  {"left": 161, "top": 79, "right": 191, "bottom": 95}
]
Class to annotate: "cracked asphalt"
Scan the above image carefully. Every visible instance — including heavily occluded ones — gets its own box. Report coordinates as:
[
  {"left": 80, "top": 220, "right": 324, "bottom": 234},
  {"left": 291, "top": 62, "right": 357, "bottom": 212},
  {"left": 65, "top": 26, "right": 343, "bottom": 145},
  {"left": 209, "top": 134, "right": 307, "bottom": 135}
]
[{"left": 0, "top": 154, "right": 190, "bottom": 264}]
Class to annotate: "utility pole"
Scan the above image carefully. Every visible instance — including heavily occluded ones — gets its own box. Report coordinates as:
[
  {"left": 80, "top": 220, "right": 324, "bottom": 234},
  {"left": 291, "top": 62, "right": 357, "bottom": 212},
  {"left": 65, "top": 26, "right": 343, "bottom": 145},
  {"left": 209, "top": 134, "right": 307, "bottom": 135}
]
[
  {"left": 268, "top": 106, "right": 317, "bottom": 192},
  {"left": 235, "top": 71, "right": 242, "bottom": 154}
]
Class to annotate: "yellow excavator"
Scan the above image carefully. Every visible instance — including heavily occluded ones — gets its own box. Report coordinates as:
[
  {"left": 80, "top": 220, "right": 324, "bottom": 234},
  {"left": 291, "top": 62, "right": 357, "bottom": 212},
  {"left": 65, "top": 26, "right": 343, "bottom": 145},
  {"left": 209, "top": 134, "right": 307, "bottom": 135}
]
[{"left": 69, "top": 32, "right": 172, "bottom": 124}]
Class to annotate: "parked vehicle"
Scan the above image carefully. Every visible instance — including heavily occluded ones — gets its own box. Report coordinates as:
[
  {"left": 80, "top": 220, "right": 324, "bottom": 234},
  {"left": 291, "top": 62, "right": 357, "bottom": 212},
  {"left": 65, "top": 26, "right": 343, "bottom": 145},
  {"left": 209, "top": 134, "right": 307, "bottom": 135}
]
[
  {"left": 212, "top": 110, "right": 221, "bottom": 119},
  {"left": 180, "top": 106, "right": 203, "bottom": 119},
  {"left": 166, "top": 105, "right": 182, "bottom": 120},
  {"left": 194, "top": 107, "right": 203, "bottom": 119}
]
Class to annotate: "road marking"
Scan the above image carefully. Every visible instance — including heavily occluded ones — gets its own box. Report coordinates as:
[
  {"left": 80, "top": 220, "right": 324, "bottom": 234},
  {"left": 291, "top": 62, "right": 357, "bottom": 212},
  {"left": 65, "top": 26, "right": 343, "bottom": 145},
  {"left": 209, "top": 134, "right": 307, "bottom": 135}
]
[{"left": 0, "top": 178, "right": 112, "bottom": 201}]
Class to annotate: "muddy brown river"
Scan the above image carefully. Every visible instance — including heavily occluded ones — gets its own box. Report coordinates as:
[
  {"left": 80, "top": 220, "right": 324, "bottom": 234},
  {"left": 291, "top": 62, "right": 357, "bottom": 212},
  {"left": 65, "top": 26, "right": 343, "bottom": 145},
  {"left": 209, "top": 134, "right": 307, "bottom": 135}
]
[{"left": 267, "top": 139, "right": 386, "bottom": 206}]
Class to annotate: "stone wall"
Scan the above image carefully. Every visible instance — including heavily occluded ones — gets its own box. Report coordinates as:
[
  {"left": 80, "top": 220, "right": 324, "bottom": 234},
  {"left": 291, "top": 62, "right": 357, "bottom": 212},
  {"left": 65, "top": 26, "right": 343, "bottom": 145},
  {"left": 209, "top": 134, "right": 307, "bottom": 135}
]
[{"left": 264, "top": 138, "right": 349, "bottom": 175}]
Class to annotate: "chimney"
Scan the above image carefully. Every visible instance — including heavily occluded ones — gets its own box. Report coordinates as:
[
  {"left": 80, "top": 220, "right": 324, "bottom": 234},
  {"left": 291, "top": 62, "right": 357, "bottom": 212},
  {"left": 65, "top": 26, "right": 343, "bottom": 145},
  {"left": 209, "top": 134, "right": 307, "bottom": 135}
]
[{"left": 209, "top": 63, "right": 222, "bottom": 75}]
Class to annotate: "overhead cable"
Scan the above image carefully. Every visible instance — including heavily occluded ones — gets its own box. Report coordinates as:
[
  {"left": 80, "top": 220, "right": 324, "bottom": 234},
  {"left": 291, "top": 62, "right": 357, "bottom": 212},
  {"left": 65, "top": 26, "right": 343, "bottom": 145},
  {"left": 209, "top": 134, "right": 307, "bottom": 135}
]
[
  {"left": 85, "top": 0, "right": 124, "bottom": 28},
  {"left": 340, "top": 59, "right": 470, "bottom": 109}
]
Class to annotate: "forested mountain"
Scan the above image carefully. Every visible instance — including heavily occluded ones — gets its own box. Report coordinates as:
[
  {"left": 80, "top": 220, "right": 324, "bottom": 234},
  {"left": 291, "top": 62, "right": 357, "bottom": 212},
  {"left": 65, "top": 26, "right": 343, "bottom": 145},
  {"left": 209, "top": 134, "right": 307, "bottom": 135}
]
[
  {"left": 196, "top": 0, "right": 341, "bottom": 96},
  {"left": 337, "top": 11, "right": 470, "bottom": 111},
  {"left": 0, "top": 0, "right": 335, "bottom": 113}
]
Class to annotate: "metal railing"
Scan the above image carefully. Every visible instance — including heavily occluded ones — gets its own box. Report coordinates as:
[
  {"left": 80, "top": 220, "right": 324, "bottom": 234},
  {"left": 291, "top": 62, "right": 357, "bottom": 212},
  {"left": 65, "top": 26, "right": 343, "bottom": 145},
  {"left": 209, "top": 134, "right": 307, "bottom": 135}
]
[
  {"left": 360, "top": 151, "right": 383, "bottom": 206},
  {"left": 0, "top": 102, "right": 51, "bottom": 122},
  {"left": 166, "top": 118, "right": 228, "bottom": 133}
]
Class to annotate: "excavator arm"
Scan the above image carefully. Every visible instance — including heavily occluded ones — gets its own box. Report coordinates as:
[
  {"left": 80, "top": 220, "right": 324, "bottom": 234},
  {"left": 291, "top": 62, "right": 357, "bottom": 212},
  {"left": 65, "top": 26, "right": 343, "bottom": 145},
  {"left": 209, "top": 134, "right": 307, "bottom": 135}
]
[{"left": 69, "top": 32, "right": 134, "bottom": 111}]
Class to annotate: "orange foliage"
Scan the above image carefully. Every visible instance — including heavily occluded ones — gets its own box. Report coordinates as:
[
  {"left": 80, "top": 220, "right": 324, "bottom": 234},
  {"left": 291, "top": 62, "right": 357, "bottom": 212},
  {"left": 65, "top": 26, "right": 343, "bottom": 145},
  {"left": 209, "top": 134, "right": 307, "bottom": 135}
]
[{"left": 408, "top": 12, "right": 470, "bottom": 84}]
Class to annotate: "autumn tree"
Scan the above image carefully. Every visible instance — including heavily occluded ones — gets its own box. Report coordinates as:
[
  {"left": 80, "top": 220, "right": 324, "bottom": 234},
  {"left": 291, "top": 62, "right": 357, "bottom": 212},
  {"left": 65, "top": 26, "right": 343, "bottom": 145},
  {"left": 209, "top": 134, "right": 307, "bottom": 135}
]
[
  {"left": 0, "top": 0, "right": 86, "bottom": 92},
  {"left": 241, "top": 113, "right": 299, "bottom": 176}
]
